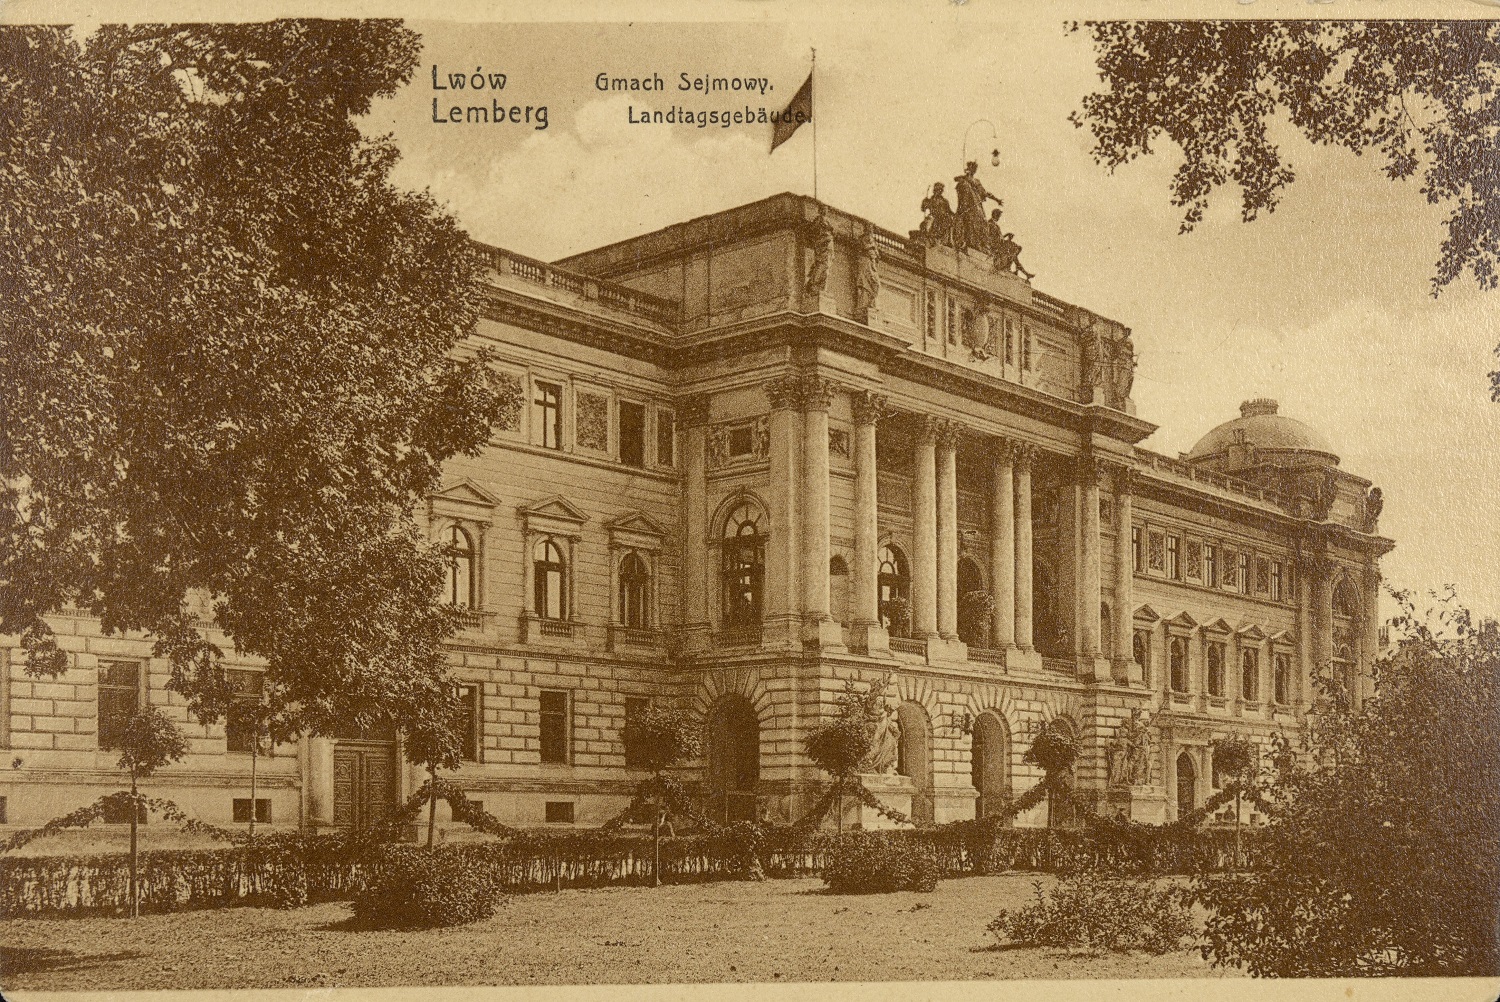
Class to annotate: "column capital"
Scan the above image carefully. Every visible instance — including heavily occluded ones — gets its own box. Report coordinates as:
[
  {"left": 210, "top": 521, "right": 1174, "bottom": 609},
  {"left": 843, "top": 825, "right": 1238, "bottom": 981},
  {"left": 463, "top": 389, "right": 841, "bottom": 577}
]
[
  {"left": 801, "top": 374, "right": 836, "bottom": 412},
  {"left": 992, "top": 436, "right": 1017, "bottom": 466},
  {"left": 1298, "top": 551, "right": 1337, "bottom": 582},
  {"left": 935, "top": 418, "right": 964, "bottom": 451},
  {"left": 1075, "top": 452, "right": 1102, "bottom": 487},
  {"left": 765, "top": 374, "right": 803, "bottom": 411},
  {"left": 915, "top": 414, "right": 941, "bottom": 445},
  {"left": 1013, "top": 442, "right": 1037, "bottom": 473},
  {"left": 851, "top": 390, "right": 889, "bottom": 426},
  {"left": 677, "top": 394, "right": 712, "bottom": 427},
  {"left": 1106, "top": 462, "right": 1137, "bottom": 495}
]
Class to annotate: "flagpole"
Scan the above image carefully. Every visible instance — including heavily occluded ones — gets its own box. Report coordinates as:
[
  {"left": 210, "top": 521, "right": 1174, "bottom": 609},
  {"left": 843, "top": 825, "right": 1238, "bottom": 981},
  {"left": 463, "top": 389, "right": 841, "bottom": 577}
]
[{"left": 810, "top": 47, "right": 818, "bottom": 203}]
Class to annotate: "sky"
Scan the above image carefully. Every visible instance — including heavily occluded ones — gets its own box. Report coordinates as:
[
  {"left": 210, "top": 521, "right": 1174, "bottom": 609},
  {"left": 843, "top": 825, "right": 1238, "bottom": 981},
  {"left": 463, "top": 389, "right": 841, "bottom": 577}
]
[
  {"left": 350, "top": 13, "right": 1500, "bottom": 621},
  {"left": 10, "top": 0, "right": 1489, "bottom": 621}
]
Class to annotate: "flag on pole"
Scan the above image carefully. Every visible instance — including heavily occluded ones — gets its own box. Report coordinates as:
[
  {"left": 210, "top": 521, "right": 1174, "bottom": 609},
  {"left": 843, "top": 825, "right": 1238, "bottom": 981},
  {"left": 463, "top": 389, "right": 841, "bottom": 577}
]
[{"left": 770, "top": 71, "right": 813, "bottom": 153}]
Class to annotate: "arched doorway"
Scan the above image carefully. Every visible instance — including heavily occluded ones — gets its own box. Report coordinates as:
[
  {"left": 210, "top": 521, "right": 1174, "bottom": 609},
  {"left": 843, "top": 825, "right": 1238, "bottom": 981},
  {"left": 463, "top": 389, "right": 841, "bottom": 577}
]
[
  {"left": 971, "top": 711, "right": 1011, "bottom": 820},
  {"left": 1176, "top": 752, "right": 1197, "bottom": 819},
  {"left": 957, "top": 557, "right": 988, "bottom": 646},
  {"left": 896, "top": 702, "right": 933, "bottom": 823},
  {"left": 705, "top": 697, "right": 760, "bottom": 823}
]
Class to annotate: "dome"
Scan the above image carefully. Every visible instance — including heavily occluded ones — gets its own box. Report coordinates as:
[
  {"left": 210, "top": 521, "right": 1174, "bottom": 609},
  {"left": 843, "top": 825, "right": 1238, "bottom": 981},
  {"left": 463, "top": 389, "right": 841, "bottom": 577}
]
[{"left": 1186, "top": 399, "right": 1339, "bottom": 467}]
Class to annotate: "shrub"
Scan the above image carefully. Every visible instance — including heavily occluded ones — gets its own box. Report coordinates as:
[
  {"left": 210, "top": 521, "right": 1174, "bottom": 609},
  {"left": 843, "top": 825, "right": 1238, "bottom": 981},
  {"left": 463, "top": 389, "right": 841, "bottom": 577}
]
[
  {"left": 988, "top": 869, "right": 1195, "bottom": 954},
  {"left": 822, "top": 831, "right": 938, "bottom": 894},
  {"left": 350, "top": 844, "right": 502, "bottom": 928}
]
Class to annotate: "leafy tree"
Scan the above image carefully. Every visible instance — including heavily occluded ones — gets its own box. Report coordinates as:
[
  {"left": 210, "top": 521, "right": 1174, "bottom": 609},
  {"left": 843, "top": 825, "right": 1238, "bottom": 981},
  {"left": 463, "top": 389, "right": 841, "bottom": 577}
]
[
  {"left": 0, "top": 22, "right": 521, "bottom": 736},
  {"left": 804, "top": 676, "right": 890, "bottom": 830},
  {"left": 1196, "top": 590, "right": 1500, "bottom": 976},
  {"left": 1023, "top": 718, "right": 1079, "bottom": 828},
  {"left": 620, "top": 705, "right": 701, "bottom": 884},
  {"left": 117, "top": 707, "right": 189, "bottom": 917},
  {"left": 1069, "top": 20, "right": 1500, "bottom": 297},
  {"left": 398, "top": 684, "right": 467, "bottom": 849},
  {"left": 1210, "top": 734, "right": 1258, "bottom": 869}
]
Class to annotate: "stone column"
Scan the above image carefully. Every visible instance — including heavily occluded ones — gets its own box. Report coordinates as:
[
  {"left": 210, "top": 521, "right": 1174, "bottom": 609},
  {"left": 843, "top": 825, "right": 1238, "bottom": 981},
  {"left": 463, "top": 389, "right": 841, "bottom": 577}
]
[
  {"left": 936, "top": 421, "right": 961, "bottom": 641},
  {"left": 308, "top": 734, "right": 335, "bottom": 828},
  {"left": 912, "top": 417, "right": 939, "bottom": 639},
  {"left": 990, "top": 440, "right": 1016, "bottom": 648},
  {"left": 1077, "top": 455, "right": 1103, "bottom": 677},
  {"left": 678, "top": 397, "right": 711, "bottom": 650},
  {"left": 1361, "top": 565, "right": 1381, "bottom": 704},
  {"left": 801, "top": 376, "right": 843, "bottom": 650},
  {"left": 1295, "top": 556, "right": 1314, "bottom": 710},
  {"left": 1013, "top": 444, "right": 1035, "bottom": 651},
  {"left": 1112, "top": 465, "right": 1137, "bottom": 683},
  {"left": 764, "top": 376, "right": 804, "bottom": 648},
  {"left": 1309, "top": 554, "right": 1334, "bottom": 696},
  {"left": 850, "top": 392, "right": 888, "bottom": 654}
]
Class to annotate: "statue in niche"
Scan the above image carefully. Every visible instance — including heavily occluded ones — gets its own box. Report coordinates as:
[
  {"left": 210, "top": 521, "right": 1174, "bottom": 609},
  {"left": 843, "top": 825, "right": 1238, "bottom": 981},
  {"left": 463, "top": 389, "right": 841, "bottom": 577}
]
[
  {"left": 804, "top": 213, "right": 834, "bottom": 297},
  {"left": 915, "top": 182, "right": 955, "bottom": 247},
  {"left": 862, "top": 702, "right": 901, "bottom": 775},
  {"left": 854, "top": 230, "right": 881, "bottom": 321},
  {"left": 1308, "top": 468, "right": 1340, "bottom": 522},
  {"left": 1080, "top": 323, "right": 1106, "bottom": 401},
  {"left": 953, "top": 161, "right": 1003, "bottom": 253},
  {"left": 752, "top": 415, "right": 771, "bottom": 459},
  {"left": 1109, "top": 328, "right": 1137, "bottom": 406},
  {"left": 706, "top": 425, "right": 730, "bottom": 469}
]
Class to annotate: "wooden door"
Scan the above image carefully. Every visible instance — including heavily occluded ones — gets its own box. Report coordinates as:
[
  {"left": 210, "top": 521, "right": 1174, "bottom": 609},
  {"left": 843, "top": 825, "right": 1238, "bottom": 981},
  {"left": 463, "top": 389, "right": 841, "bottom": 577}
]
[{"left": 332, "top": 742, "right": 397, "bottom": 829}]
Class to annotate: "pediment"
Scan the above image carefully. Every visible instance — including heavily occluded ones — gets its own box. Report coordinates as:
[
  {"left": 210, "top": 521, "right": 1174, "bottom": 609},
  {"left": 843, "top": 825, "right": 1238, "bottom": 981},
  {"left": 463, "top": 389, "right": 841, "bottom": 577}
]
[
  {"left": 1133, "top": 604, "right": 1161, "bottom": 623},
  {"left": 605, "top": 509, "right": 668, "bottom": 538},
  {"left": 1268, "top": 629, "right": 1295, "bottom": 646},
  {"left": 520, "top": 494, "right": 590, "bottom": 525},
  {"left": 1236, "top": 623, "right": 1269, "bottom": 642},
  {"left": 432, "top": 478, "right": 501, "bottom": 508},
  {"left": 1201, "top": 617, "right": 1234, "bottom": 635},
  {"left": 1165, "top": 611, "right": 1199, "bottom": 630}
]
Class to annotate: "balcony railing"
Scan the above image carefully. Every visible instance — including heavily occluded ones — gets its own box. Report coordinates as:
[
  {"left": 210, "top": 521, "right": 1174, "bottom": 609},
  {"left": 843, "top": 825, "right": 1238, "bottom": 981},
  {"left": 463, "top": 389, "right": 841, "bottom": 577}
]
[
  {"left": 451, "top": 607, "right": 485, "bottom": 630},
  {"left": 1136, "top": 448, "right": 1290, "bottom": 509},
  {"left": 968, "top": 646, "right": 1005, "bottom": 666},
  {"left": 1041, "top": 656, "right": 1075, "bottom": 676},
  {"left": 479, "top": 245, "right": 680, "bottom": 327},
  {"left": 888, "top": 637, "right": 925, "bottom": 656},
  {"left": 538, "top": 619, "right": 575, "bottom": 639}
]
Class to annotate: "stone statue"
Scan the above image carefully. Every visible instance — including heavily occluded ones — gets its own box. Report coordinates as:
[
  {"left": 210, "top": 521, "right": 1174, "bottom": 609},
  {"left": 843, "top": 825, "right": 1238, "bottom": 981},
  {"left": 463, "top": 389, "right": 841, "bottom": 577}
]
[
  {"left": 991, "top": 231, "right": 1034, "bottom": 280},
  {"left": 1365, "top": 486, "right": 1384, "bottom": 531},
  {"left": 916, "top": 182, "right": 955, "bottom": 247},
  {"left": 953, "top": 161, "right": 1002, "bottom": 253},
  {"left": 1108, "top": 709, "right": 1152, "bottom": 786},
  {"left": 1081, "top": 324, "right": 1106, "bottom": 400},
  {"left": 707, "top": 425, "right": 729, "bottom": 469},
  {"left": 804, "top": 213, "right": 834, "bottom": 297},
  {"left": 854, "top": 230, "right": 881, "bottom": 320},
  {"left": 1109, "top": 329, "right": 1137, "bottom": 405},
  {"left": 984, "top": 207, "right": 1005, "bottom": 258},
  {"left": 862, "top": 702, "right": 901, "bottom": 775}
]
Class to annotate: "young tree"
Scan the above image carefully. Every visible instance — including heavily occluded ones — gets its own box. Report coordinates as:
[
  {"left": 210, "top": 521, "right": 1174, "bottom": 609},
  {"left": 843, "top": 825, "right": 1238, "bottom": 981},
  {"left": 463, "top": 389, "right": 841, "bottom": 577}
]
[
  {"left": 620, "top": 705, "right": 701, "bottom": 885},
  {"left": 398, "top": 685, "right": 467, "bottom": 849},
  {"left": 116, "top": 708, "right": 189, "bottom": 917},
  {"left": 1210, "top": 734, "right": 1258, "bottom": 870},
  {"left": 1023, "top": 719, "right": 1080, "bottom": 829},
  {"left": 804, "top": 676, "right": 890, "bottom": 830},
  {"left": 0, "top": 22, "right": 521, "bottom": 737},
  {"left": 1069, "top": 21, "right": 1500, "bottom": 297},
  {"left": 1197, "top": 590, "right": 1500, "bottom": 976}
]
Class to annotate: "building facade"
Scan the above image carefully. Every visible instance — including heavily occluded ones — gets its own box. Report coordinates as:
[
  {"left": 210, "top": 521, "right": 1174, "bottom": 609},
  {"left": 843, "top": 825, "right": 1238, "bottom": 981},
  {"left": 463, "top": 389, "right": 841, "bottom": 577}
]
[{"left": 0, "top": 191, "right": 1393, "bottom": 837}]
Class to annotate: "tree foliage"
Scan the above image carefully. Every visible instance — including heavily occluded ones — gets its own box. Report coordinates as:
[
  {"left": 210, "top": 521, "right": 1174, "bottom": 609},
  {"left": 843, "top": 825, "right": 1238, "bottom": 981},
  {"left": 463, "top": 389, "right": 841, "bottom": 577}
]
[
  {"left": 119, "top": 706, "right": 190, "bottom": 782},
  {"left": 621, "top": 705, "right": 701, "bottom": 776},
  {"left": 1070, "top": 20, "right": 1500, "bottom": 295},
  {"left": 0, "top": 21, "right": 521, "bottom": 735},
  {"left": 804, "top": 676, "right": 890, "bottom": 784},
  {"left": 1196, "top": 590, "right": 1500, "bottom": 976}
]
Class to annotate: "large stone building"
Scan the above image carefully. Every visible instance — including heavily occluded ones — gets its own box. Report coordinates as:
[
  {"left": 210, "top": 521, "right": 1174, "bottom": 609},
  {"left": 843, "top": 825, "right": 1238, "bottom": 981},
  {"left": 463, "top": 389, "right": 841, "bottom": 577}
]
[{"left": 0, "top": 191, "right": 1393, "bottom": 837}]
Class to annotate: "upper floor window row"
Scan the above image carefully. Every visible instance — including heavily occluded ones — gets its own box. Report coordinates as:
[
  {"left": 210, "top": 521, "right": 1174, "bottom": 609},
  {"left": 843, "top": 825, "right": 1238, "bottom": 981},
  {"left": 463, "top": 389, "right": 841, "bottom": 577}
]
[
  {"left": 1133, "top": 522, "right": 1292, "bottom": 604},
  {"left": 517, "top": 374, "right": 674, "bottom": 468}
]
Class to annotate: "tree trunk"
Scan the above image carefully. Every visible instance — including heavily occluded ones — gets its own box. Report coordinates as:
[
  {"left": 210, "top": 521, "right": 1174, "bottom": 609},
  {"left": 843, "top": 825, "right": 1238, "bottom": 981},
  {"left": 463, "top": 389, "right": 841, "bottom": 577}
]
[
  {"left": 836, "top": 777, "right": 844, "bottom": 832},
  {"left": 652, "top": 803, "right": 662, "bottom": 888},
  {"left": 1234, "top": 788, "right": 1242, "bottom": 871},
  {"left": 129, "top": 772, "right": 139, "bottom": 918},
  {"left": 427, "top": 765, "right": 438, "bottom": 849},
  {"left": 248, "top": 735, "right": 259, "bottom": 844}
]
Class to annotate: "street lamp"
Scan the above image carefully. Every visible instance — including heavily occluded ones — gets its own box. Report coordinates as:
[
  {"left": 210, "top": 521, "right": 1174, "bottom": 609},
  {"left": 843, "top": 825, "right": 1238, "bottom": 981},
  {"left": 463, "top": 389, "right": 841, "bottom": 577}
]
[{"left": 963, "top": 119, "right": 1001, "bottom": 168}]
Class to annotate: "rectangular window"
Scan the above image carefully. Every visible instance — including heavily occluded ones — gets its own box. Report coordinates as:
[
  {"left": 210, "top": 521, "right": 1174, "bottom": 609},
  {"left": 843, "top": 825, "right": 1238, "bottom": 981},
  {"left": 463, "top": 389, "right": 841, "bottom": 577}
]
[
  {"left": 727, "top": 425, "right": 754, "bottom": 457},
  {"left": 1242, "top": 649, "right": 1260, "bottom": 701},
  {"left": 459, "top": 685, "right": 480, "bottom": 762},
  {"left": 0, "top": 796, "right": 6, "bottom": 825},
  {"left": 534, "top": 381, "right": 563, "bottom": 450},
  {"left": 924, "top": 290, "right": 938, "bottom": 342},
  {"left": 1274, "top": 652, "right": 1291, "bottom": 705},
  {"left": 1131, "top": 526, "right": 1143, "bottom": 573},
  {"left": 1022, "top": 324, "right": 1033, "bottom": 370},
  {"left": 539, "top": 689, "right": 571, "bottom": 764},
  {"left": 1256, "top": 557, "right": 1271, "bottom": 595},
  {"left": 545, "top": 801, "right": 576, "bottom": 824},
  {"left": 618, "top": 401, "right": 646, "bottom": 468},
  {"left": 1133, "top": 630, "right": 1152, "bottom": 685},
  {"left": 945, "top": 297, "right": 958, "bottom": 345},
  {"left": 1207, "top": 642, "right": 1226, "bottom": 697},
  {"left": 1204, "top": 544, "right": 1219, "bottom": 588},
  {"left": 225, "top": 669, "right": 266, "bottom": 755},
  {"left": 623, "top": 696, "right": 650, "bottom": 769},
  {"left": 656, "top": 410, "right": 675, "bottom": 467},
  {"left": 1004, "top": 316, "right": 1015, "bottom": 364},
  {"left": 1270, "top": 561, "right": 1284, "bottom": 602},
  {"left": 1147, "top": 530, "right": 1165, "bottom": 573},
  {"left": 232, "top": 798, "right": 271, "bottom": 824},
  {"left": 1238, "top": 553, "right": 1252, "bottom": 594},
  {"left": 98, "top": 661, "right": 141, "bottom": 751},
  {"left": 1165, "top": 534, "right": 1181, "bottom": 580}
]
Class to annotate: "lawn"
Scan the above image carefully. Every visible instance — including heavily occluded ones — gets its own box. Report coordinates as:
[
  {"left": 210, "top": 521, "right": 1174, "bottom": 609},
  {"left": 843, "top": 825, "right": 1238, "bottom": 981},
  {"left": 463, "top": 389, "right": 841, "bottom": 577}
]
[{"left": 0, "top": 873, "right": 1232, "bottom": 990}]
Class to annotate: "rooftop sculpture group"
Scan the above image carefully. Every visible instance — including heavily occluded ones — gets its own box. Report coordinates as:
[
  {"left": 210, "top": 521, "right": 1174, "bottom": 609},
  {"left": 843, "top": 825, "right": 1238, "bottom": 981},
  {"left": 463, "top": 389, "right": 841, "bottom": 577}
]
[{"left": 913, "top": 161, "right": 1033, "bottom": 280}]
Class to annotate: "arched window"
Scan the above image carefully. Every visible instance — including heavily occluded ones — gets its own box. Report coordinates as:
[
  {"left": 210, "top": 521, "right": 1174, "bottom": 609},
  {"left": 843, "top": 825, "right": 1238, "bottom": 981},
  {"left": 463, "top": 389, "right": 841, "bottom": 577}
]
[
  {"left": 1133, "top": 630, "right": 1151, "bottom": 684},
  {"left": 721, "top": 501, "right": 765, "bottom": 628},
  {"left": 443, "top": 525, "right": 476, "bottom": 608},
  {"left": 972, "top": 712, "right": 1012, "bottom": 821},
  {"left": 1207, "top": 643, "right": 1226, "bottom": 697},
  {"left": 1170, "top": 637, "right": 1188, "bottom": 693},
  {"left": 957, "top": 557, "right": 987, "bottom": 646},
  {"left": 1332, "top": 578, "right": 1356, "bottom": 618},
  {"left": 1176, "top": 752, "right": 1197, "bottom": 816},
  {"left": 533, "top": 538, "right": 567, "bottom": 620},
  {"left": 878, "top": 544, "right": 910, "bottom": 635},
  {"left": 1241, "top": 648, "right": 1260, "bottom": 701},
  {"left": 619, "top": 552, "right": 650, "bottom": 629}
]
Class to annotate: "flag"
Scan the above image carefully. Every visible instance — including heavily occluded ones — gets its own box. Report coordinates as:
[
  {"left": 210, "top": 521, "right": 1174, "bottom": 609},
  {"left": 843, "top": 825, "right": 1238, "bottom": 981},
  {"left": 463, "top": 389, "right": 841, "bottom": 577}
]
[{"left": 770, "top": 71, "right": 813, "bottom": 153}]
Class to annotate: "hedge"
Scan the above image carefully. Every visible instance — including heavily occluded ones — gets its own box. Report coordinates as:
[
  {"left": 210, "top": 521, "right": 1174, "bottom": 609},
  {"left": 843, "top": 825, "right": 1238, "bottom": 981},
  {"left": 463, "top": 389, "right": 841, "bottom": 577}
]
[{"left": 1, "top": 821, "right": 1269, "bottom": 919}]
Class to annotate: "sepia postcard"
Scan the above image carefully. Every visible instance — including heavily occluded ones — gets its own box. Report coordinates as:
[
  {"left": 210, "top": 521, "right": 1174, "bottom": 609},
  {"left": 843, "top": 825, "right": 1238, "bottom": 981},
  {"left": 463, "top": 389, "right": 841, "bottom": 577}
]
[{"left": 1, "top": 2, "right": 1497, "bottom": 1002}]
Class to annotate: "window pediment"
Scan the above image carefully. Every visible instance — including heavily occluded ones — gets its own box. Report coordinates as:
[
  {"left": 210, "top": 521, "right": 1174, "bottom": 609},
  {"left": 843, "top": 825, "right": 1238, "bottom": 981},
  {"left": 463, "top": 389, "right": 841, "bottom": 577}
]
[
  {"left": 1133, "top": 604, "right": 1161, "bottom": 624},
  {"left": 1165, "top": 611, "right": 1198, "bottom": 633},
  {"left": 1236, "top": 623, "right": 1269, "bottom": 642},
  {"left": 1201, "top": 617, "right": 1234, "bottom": 636},
  {"left": 1268, "top": 629, "right": 1295, "bottom": 647},
  {"left": 606, "top": 509, "right": 668, "bottom": 551},
  {"left": 520, "top": 495, "right": 590, "bottom": 538},
  {"left": 433, "top": 478, "right": 502, "bottom": 510}
]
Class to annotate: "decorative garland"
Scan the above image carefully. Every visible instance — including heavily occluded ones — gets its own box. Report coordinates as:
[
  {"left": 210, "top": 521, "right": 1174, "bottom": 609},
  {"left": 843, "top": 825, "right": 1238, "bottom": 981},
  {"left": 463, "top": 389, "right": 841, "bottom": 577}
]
[{"left": 1, "top": 793, "right": 241, "bottom": 854}]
